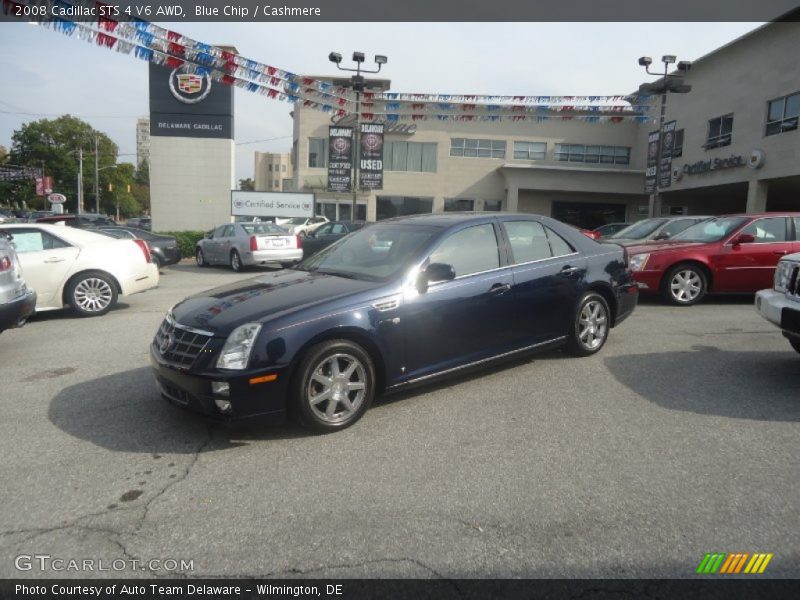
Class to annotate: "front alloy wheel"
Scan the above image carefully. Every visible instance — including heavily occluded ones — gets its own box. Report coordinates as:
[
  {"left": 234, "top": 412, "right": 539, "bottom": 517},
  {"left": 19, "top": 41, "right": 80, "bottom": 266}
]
[
  {"left": 67, "top": 271, "right": 118, "bottom": 317},
  {"left": 566, "top": 292, "right": 610, "bottom": 356},
  {"left": 230, "top": 250, "right": 242, "bottom": 272},
  {"left": 663, "top": 264, "right": 707, "bottom": 306},
  {"left": 196, "top": 248, "right": 207, "bottom": 267},
  {"left": 293, "top": 340, "right": 375, "bottom": 432}
]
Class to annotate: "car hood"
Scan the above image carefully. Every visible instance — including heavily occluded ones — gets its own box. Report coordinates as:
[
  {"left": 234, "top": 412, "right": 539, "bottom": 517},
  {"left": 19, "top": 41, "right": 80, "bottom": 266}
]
[
  {"left": 624, "top": 240, "right": 711, "bottom": 255},
  {"left": 171, "top": 269, "right": 381, "bottom": 335}
]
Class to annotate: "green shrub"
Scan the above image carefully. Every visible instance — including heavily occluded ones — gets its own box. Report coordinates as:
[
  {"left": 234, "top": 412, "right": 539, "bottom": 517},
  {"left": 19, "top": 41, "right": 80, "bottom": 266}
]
[{"left": 157, "top": 230, "right": 208, "bottom": 259}]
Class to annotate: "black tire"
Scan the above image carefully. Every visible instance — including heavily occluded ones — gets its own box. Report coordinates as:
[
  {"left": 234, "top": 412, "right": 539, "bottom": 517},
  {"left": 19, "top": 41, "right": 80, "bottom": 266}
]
[
  {"left": 196, "top": 248, "right": 207, "bottom": 267},
  {"left": 66, "top": 271, "right": 118, "bottom": 317},
  {"left": 789, "top": 338, "right": 800, "bottom": 355},
  {"left": 565, "top": 292, "right": 611, "bottom": 357},
  {"left": 661, "top": 263, "right": 707, "bottom": 306},
  {"left": 230, "top": 249, "right": 243, "bottom": 272},
  {"left": 153, "top": 254, "right": 163, "bottom": 270},
  {"left": 291, "top": 339, "right": 376, "bottom": 433}
]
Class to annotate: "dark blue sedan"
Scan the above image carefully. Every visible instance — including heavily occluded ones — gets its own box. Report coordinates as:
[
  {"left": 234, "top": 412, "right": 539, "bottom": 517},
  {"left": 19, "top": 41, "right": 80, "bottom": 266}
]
[{"left": 151, "top": 213, "right": 637, "bottom": 432}]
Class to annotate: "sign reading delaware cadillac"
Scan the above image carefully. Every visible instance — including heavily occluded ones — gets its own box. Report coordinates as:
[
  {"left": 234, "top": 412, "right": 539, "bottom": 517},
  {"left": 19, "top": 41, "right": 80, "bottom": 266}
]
[{"left": 681, "top": 155, "right": 745, "bottom": 176}]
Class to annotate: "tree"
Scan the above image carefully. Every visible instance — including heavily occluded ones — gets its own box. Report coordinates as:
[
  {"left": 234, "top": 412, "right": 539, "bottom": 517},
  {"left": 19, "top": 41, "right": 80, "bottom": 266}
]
[
  {"left": 0, "top": 145, "right": 7, "bottom": 164},
  {"left": 238, "top": 177, "right": 255, "bottom": 191},
  {"left": 5, "top": 115, "right": 118, "bottom": 213},
  {"left": 132, "top": 160, "right": 150, "bottom": 213},
  {"left": 101, "top": 162, "right": 139, "bottom": 218}
]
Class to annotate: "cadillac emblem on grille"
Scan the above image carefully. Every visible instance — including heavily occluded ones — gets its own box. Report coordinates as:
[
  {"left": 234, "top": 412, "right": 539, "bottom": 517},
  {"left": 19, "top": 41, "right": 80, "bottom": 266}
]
[{"left": 159, "top": 332, "right": 174, "bottom": 354}]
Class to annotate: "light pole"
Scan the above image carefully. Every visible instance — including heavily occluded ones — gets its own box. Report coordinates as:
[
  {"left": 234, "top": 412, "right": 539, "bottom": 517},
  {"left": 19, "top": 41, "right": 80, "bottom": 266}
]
[
  {"left": 328, "top": 51, "right": 387, "bottom": 220},
  {"left": 638, "top": 55, "right": 692, "bottom": 218}
]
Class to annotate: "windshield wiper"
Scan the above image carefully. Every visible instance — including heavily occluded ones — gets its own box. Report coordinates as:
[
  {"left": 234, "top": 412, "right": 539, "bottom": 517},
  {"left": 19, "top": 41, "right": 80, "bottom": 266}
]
[{"left": 316, "top": 269, "right": 361, "bottom": 280}]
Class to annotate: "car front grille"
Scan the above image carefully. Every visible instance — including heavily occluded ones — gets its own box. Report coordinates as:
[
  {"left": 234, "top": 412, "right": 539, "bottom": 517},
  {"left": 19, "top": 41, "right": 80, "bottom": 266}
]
[{"left": 154, "top": 315, "right": 213, "bottom": 368}]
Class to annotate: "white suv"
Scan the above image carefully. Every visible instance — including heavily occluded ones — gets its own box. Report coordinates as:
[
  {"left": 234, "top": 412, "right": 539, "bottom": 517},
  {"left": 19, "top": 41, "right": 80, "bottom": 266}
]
[
  {"left": 0, "top": 233, "right": 36, "bottom": 334},
  {"left": 755, "top": 252, "right": 800, "bottom": 354}
]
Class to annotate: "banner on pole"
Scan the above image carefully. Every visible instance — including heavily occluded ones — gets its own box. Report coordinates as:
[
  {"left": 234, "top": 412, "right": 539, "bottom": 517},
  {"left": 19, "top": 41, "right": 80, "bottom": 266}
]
[
  {"left": 659, "top": 120, "right": 677, "bottom": 189},
  {"left": 327, "top": 126, "right": 353, "bottom": 193},
  {"left": 359, "top": 122, "right": 384, "bottom": 190},
  {"left": 645, "top": 130, "right": 660, "bottom": 194}
]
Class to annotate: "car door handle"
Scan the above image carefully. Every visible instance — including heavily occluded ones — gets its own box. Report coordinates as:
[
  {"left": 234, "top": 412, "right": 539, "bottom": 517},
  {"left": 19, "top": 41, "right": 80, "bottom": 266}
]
[
  {"left": 44, "top": 257, "right": 66, "bottom": 263},
  {"left": 560, "top": 265, "right": 580, "bottom": 275},
  {"left": 489, "top": 283, "right": 512, "bottom": 295},
  {"left": 773, "top": 250, "right": 789, "bottom": 255}
]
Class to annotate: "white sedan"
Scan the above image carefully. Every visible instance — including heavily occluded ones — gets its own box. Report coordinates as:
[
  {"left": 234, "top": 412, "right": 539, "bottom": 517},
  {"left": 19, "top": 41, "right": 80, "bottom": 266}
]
[
  {"left": 755, "top": 251, "right": 800, "bottom": 354},
  {"left": 274, "top": 216, "right": 328, "bottom": 237},
  {"left": 0, "top": 223, "right": 159, "bottom": 317}
]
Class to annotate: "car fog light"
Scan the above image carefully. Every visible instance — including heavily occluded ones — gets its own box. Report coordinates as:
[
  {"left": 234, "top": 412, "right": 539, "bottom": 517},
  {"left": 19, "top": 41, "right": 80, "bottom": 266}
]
[
  {"left": 211, "top": 381, "right": 230, "bottom": 396},
  {"left": 214, "top": 398, "right": 232, "bottom": 414}
]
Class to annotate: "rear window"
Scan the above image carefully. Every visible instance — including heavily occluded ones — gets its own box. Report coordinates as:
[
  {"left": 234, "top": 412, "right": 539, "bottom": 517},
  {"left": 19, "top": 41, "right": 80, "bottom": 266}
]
[{"left": 241, "top": 223, "right": 287, "bottom": 235}]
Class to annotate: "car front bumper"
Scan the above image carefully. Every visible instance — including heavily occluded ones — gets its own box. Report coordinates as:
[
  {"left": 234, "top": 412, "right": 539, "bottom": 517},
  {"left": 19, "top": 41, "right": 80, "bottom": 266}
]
[
  {"left": 631, "top": 270, "right": 662, "bottom": 293},
  {"left": 0, "top": 287, "right": 36, "bottom": 332},
  {"left": 150, "top": 343, "right": 291, "bottom": 419},
  {"left": 242, "top": 248, "right": 303, "bottom": 266},
  {"left": 755, "top": 289, "right": 800, "bottom": 341}
]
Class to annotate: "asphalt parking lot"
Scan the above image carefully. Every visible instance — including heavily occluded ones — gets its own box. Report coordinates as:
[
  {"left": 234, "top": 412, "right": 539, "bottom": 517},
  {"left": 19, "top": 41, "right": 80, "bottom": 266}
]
[{"left": 1, "top": 262, "right": 798, "bottom": 579}]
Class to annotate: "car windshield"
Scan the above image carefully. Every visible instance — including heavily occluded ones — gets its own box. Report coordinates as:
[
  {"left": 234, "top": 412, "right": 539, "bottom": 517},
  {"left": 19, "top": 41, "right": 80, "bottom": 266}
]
[
  {"left": 241, "top": 223, "right": 286, "bottom": 235},
  {"left": 296, "top": 223, "right": 439, "bottom": 282},
  {"left": 283, "top": 217, "right": 308, "bottom": 225},
  {"left": 671, "top": 216, "right": 749, "bottom": 242},
  {"left": 610, "top": 218, "right": 667, "bottom": 239}
]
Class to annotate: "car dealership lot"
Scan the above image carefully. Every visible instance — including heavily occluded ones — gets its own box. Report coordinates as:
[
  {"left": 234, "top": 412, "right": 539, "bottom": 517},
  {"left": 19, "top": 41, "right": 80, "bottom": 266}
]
[{"left": 0, "top": 264, "right": 798, "bottom": 579}]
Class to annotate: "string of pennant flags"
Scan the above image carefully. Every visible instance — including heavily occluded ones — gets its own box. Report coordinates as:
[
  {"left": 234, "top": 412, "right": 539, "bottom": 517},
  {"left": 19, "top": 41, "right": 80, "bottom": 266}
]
[{"left": 2, "top": 0, "right": 656, "bottom": 124}]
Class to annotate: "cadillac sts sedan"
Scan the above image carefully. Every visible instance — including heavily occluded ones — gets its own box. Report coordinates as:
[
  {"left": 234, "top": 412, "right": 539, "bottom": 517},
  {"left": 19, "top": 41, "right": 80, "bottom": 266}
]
[{"left": 151, "top": 213, "right": 638, "bottom": 432}]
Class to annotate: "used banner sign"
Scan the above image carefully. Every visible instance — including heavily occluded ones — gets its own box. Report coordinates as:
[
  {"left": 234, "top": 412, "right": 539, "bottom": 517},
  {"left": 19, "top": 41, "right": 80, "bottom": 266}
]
[
  {"left": 359, "top": 123, "right": 384, "bottom": 190},
  {"left": 659, "top": 120, "right": 677, "bottom": 189},
  {"left": 327, "top": 126, "right": 353, "bottom": 193}
]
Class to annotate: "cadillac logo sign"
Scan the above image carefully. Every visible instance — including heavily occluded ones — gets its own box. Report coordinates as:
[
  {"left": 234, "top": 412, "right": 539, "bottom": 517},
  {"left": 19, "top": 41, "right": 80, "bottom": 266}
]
[
  {"left": 159, "top": 332, "right": 174, "bottom": 355},
  {"left": 169, "top": 67, "right": 212, "bottom": 104}
]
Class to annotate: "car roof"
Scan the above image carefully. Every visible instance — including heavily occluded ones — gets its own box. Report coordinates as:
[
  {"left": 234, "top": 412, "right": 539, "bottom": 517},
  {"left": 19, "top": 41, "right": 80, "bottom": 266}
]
[{"left": 1, "top": 222, "right": 122, "bottom": 244}]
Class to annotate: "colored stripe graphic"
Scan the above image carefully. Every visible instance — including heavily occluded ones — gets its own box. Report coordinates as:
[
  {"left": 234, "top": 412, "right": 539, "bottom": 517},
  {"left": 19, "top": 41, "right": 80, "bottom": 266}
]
[{"left": 699, "top": 552, "right": 773, "bottom": 574}]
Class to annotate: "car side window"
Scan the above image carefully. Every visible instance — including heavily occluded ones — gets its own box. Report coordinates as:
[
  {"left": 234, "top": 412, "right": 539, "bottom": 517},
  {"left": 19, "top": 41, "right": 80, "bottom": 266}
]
[
  {"left": 428, "top": 223, "right": 500, "bottom": 277},
  {"left": 545, "top": 227, "right": 575, "bottom": 257},
  {"left": 221, "top": 225, "right": 234, "bottom": 238},
  {"left": 212, "top": 226, "right": 225, "bottom": 238},
  {"left": 316, "top": 223, "right": 333, "bottom": 235},
  {"left": 504, "top": 221, "right": 553, "bottom": 264},
  {"left": 7, "top": 229, "right": 69, "bottom": 253},
  {"left": 658, "top": 219, "right": 695, "bottom": 238},
  {"left": 794, "top": 217, "right": 800, "bottom": 240},
  {"left": 331, "top": 224, "right": 347, "bottom": 235},
  {"left": 740, "top": 218, "right": 788, "bottom": 243}
]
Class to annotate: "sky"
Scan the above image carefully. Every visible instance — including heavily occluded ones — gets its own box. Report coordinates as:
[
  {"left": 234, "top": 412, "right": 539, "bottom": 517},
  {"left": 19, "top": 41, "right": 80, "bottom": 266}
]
[{"left": 0, "top": 21, "right": 763, "bottom": 182}]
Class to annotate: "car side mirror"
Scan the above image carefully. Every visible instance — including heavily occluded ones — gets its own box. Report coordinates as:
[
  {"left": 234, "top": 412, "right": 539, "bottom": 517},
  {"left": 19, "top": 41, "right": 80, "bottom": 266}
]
[
  {"left": 653, "top": 232, "right": 670, "bottom": 240},
  {"left": 416, "top": 262, "right": 456, "bottom": 293},
  {"left": 733, "top": 233, "right": 755, "bottom": 245}
]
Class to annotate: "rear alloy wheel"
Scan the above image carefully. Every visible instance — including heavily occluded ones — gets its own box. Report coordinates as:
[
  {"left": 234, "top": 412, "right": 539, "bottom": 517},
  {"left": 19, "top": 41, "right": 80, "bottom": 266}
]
[
  {"left": 67, "top": 271, "right": 118, "bottom": 317},
  {"left": 196, "top": 248, "right": 207, "bottom": 267},
  {"left": 663, "top": 264, "right": 707, "bottom": 306},
  {"left": 230, "top": 250, "right": 243, "bottom": 272},
  {"left": 292, "top": 340, "right": 375, "bottom": 432},
  {"left": 566, "top": 292, "right": 610, "bottom": 356}
]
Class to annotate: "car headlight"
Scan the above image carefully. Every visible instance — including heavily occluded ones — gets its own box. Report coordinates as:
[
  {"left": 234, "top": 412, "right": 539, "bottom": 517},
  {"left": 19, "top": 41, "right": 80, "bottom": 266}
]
[
  {"left": 628, "top": 253, "right": 650, "bottom": 272},
  {"left": 774, "top": 261, "right": 795, "bottom": 292},
  {"left": 216, "top": 323, "right": 262, "bottom": 370}
]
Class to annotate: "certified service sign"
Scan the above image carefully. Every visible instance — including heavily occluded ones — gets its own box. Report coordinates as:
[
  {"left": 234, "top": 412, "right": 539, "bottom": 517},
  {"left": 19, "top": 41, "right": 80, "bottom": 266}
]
[
  {"left": 169, "top": 68, "right": 212, "bottom": 104},
  {"left": 231, "top": 192, "right": 315, "bottom": 219}
]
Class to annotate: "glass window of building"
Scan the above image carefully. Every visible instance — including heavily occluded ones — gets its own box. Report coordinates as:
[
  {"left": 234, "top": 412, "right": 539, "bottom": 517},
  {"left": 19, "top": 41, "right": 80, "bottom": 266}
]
[
  {"left": 376, "top": 196, "right": 434, "bottom": 220},
  {"left": 706, "top": 114, "right": 734, "bottom": 149},
  {"left": 385, "top": 142, "right": 437, "bottom": 172},
  {"left": 444, "top": 198, "right": 475, "bottom": 212},
  {"left": 555, "top": 144, "right": 630, "bottom": 165},
  {"left": 513, "top": 141, "right": 547, "bottom": 160},
  {"left": 483, "top": 200, "right": 503, "bottom": 211},
  {"left": 308, "top": 138, "right": 327, "bottom": 168},
  {"left": 766, "top": 92, "right": 800, "bottom": 136},
  {"left": 673, "top": 129, "right": 684, "bottom": 157},
  {"left": 450, "top": 138, "right": 506, "bottom": 159}
]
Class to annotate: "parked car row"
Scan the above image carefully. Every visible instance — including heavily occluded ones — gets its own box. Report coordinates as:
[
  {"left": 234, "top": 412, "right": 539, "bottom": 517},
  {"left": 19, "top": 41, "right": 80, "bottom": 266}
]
[{"left": 0, "top": 232, "right": 36, "bottom": 334}]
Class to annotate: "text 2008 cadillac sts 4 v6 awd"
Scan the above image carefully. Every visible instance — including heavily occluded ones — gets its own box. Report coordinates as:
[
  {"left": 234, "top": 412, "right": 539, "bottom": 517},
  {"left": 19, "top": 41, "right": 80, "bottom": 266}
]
[{"left": 151, "top": 213, "right": 638, "bottom": 432}]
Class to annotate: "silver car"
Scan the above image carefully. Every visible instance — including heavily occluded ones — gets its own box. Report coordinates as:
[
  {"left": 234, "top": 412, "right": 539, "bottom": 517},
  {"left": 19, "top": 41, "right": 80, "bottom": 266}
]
[
  {"left": 195, "top": 222, "right": 303, "bottom": 272},
  {"left": 0, "top": 233, "right": 36, "bottom": 334},
  {"left": 606, "top": 216, "right": 712, "bottom": 246}
]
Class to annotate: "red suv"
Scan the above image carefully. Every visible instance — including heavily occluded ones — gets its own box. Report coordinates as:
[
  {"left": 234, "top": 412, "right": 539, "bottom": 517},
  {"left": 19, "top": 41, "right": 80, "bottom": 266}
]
[{"left": 627, "top": 213, "right": 800, "bottom": 305}]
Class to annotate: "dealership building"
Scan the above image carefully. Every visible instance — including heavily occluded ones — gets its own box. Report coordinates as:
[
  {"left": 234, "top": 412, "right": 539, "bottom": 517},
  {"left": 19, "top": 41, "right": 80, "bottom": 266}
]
[{"left": 288, "top": 22, "right": 799, "bottom": 227}]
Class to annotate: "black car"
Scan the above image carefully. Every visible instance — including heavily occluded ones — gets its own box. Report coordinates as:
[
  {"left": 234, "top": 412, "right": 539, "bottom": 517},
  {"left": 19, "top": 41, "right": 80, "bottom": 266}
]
[
  {"left": 36, "top": 214, "right": 117, "bottom": 228},
  {"left": 302, "top": 220, "right": 366, "bottom": 258},
  {"left": 96, "top": 226, "right": 181, "bottom": 268},
  {"left": 151, "top": 213, "right": 638, "bottom": 432}
]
